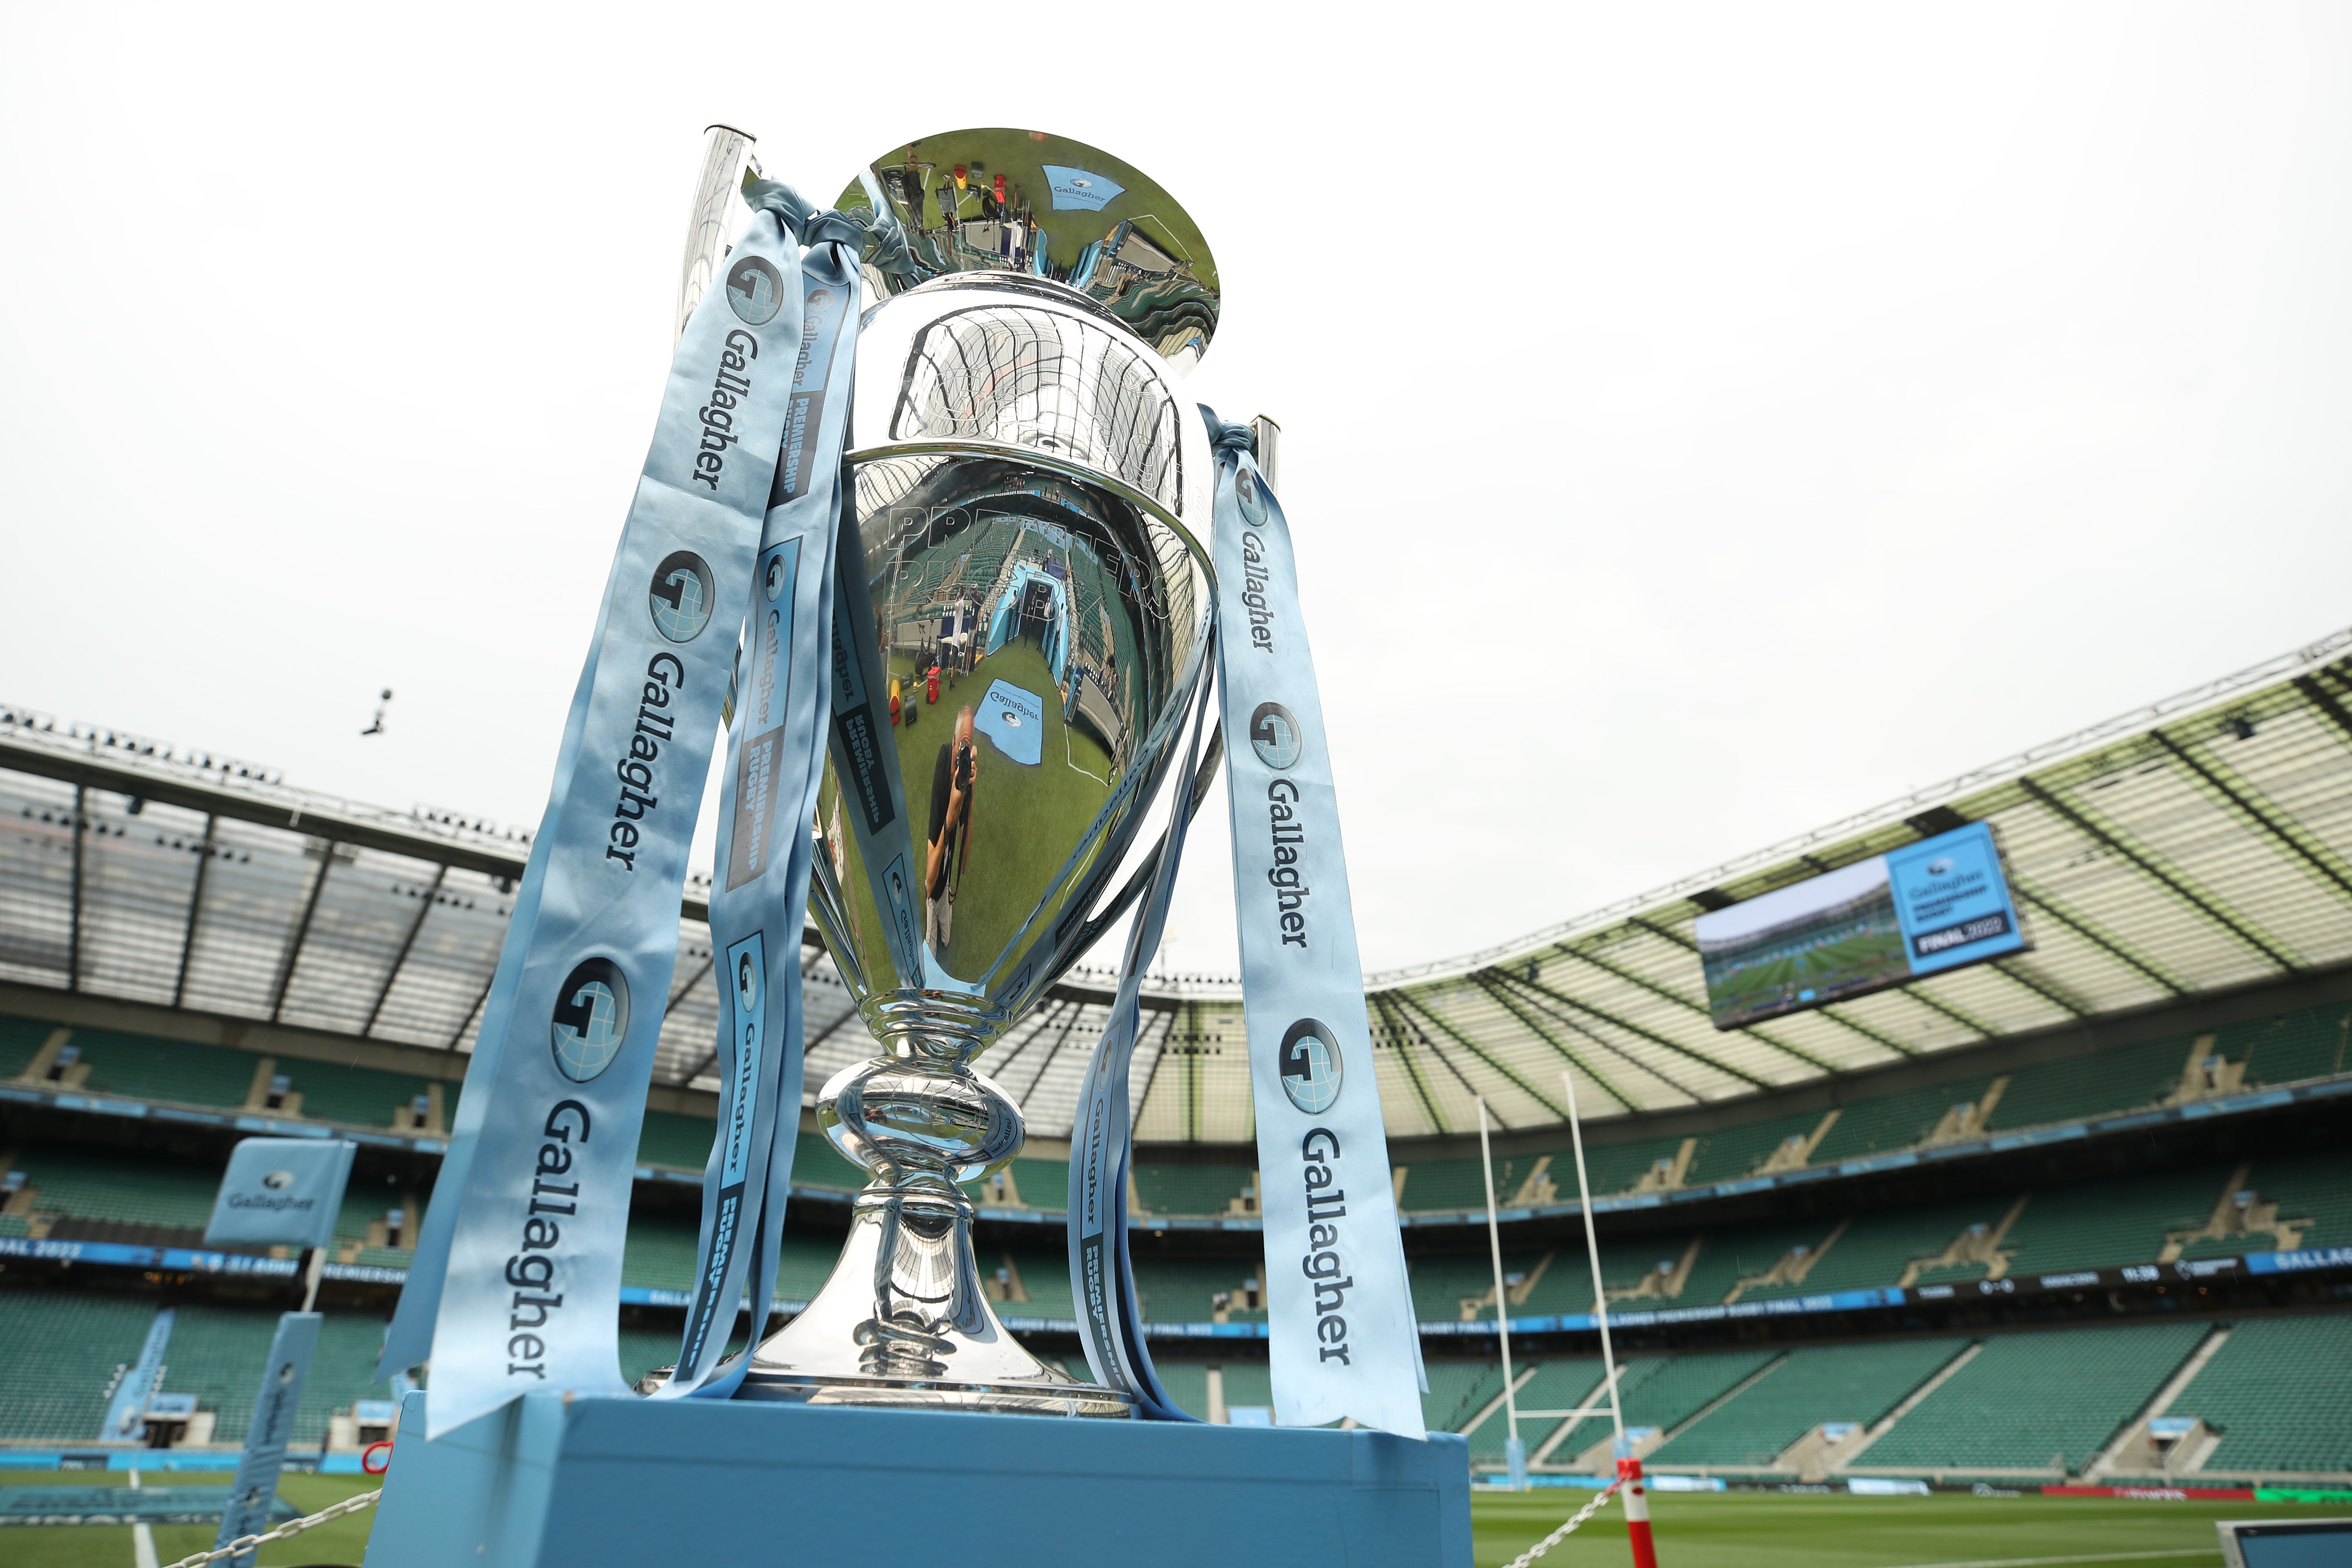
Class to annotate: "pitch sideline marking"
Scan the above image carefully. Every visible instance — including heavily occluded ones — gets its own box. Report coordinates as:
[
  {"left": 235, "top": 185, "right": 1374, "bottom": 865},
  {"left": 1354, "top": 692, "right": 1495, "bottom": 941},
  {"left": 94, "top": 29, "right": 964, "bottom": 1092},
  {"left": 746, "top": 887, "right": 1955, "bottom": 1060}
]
[{"left": 1876, "top": 1550, "right": 2220, "bottom": 1568}]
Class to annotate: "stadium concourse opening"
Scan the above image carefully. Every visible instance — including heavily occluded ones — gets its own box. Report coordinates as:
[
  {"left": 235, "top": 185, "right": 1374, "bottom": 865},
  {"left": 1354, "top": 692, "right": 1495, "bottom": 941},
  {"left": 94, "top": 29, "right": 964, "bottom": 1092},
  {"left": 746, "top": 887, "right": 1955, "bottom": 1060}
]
[{"left": 1, "top": 638, "right": 2351, "bottom": 1557}]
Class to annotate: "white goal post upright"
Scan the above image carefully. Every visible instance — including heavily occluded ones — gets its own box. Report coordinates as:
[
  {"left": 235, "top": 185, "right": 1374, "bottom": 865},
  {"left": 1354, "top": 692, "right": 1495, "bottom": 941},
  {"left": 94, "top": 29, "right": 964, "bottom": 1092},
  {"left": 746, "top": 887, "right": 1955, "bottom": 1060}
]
[
  {"left": 1564, "top": 1068, "right": 1659, "bottom": 1568},
  {"left": 1476, "top": 1076, "right": 1649, "bottom": 1499},
  {"left": 1561, "top": 1068, "right": 1626, "bottom": 1456},
  {"left": 1475, "top": 1096, "right": 1527, "bottom": 1489}
]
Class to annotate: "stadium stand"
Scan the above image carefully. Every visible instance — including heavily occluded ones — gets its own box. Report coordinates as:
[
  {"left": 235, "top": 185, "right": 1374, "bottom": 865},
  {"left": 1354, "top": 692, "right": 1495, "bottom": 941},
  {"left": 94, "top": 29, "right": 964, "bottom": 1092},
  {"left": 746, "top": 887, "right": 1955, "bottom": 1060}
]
[
  {"left": 0, "top": 1020, "right": 457, "bottom": 1133},
  {"left": 1465, "top": 1358, "right": 1606, "bottom": 1464},
  {"left": 1420, "top": 1360, "right": 1509, "bottom": 1435},
  {"left": 1681, "top": 1109, "right": 1822, "bottom": 1188},
  {"left": 4, "top": 1145, "right": 222, "bottom": 1236},
  {"left": 1539, "top": 1349, "right": 1782, "bottom": 1469},
  {"left": 0, "top": 1015, "right": 52, "bottom": 1079},
  {"left": 996, "top": 1248, "right": 1077, "bottom": 1320},
  {"left": 615, "top": 1219, "right": 842, "bottom": 1303},
  {"left": 620, "top": 1215, "right": 704, "bottom": 1295},
  {"left": 157, "top": 1303, "right": 292, "bottom": 1445},
  {"left": 1649, "top": 1338, "right": 1968, "bottom": 1470},
  {"left": 1129, "top": 1256, "right": 1259, "bottom": 1323},
  {"left": 2169, "top": 1150, "right": 2352, "bottom": 1262},
  {"left": 2167, "top": 1315, "right": 2352, "bottom": 1476},
  {"left": 1153, "top": 1360, "right": 1210, "bottom": 1419},
  {"left": 1738, "top": 1198, "right": 2014, "bottom": 1302},
  {"left": 616, "top": 1326, "right": 682, "bottom": 1390},
  {"left": 1998, "top": 1168, "right": 2251, "bottom": 1277},
  {"left": 1686, "top": 1219, "right": 1845, "bottom": 1304},
  {"left": 627, "top": 1111, "right": 716, "bottom": 1172},
  {"left": 0, "top": 1288, "right": 157, "bottom": 1441},
  {"left": 1214, "top": 1360, "right": 1273, "bottom": 1414},
  {"left": 630, "top": 1119, "right": 866, "bottom": 1189},
  {"left": 258, "top": 1057, "right": 452, "bottom": 1134},
  {"left": 1813, "top": 1080, "right": 2004, "bottom": 1164},
  {"left": 1405, "top": 1251, "right": 1524, "bottom": 1322},
  {"left": 4, "top": 992, "right": 2348, "bottom": 1221},
  {"left": 121, "top": 1301, "right": 398, "bottom": 1447},
  {"left": 25, "top": 1024, "right": 254, "bottom": 1109},
  {"left": 1855, "top": 1321, "right": 2208, "bottom": 1476},
  {"left": 1130, "top": 1163, "right": 1252, "bottom": 1217}
]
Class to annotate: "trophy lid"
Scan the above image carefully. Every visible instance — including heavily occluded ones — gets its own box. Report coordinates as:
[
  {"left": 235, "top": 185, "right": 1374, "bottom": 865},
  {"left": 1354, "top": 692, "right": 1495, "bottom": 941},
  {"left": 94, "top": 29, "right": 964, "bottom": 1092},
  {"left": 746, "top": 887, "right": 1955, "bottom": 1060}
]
[{"left": 841, "top": 128, "right": 1219, "bottom": 374}]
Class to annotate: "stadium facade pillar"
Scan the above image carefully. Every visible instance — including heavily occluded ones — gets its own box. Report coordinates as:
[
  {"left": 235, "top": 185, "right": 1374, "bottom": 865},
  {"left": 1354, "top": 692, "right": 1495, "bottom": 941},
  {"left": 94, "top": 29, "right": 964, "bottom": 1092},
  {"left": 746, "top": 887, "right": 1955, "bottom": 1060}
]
[
  {"left": 1617, "top": 1457, "right": 1659, "bottom": 1568},
  {"left": 363, "top": 1392, "right": 1471, "bottom": 1568}
]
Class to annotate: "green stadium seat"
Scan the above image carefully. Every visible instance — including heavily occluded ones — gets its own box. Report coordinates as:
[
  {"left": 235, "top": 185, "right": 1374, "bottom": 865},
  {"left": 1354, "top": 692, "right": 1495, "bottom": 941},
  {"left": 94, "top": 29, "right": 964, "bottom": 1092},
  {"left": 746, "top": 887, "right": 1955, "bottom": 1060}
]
[
  {"left": 2168, "top": 1315, "right": 2352, "bottom": 1475},
  {"left": 9, "top": 1146, "right": 222, "bottom": 1234},
  {"left": 1650, "top": 1338, "right": 1968, "bottom": 1470},
  {"left": 1541, "top": 1349, "right": 1781, "bottom": 1467},
  {"left": 1129, "top": 1163, "right": 1253, "bottom": 1216},
  {"left": 0, "top": 1288, "right": 159, "bottom": 1441},
  {"left": 1858, "top": 1321, "right": 2208, "bottom": 1475}
]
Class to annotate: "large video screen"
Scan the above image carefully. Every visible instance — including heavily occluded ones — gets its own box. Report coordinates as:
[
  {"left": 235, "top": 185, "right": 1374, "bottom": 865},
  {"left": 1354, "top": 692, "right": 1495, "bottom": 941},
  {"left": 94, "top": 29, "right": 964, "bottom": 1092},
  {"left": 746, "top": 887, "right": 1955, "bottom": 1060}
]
[{"left": 1695, "top": 822, "right": 2027, "bottom": 1030}]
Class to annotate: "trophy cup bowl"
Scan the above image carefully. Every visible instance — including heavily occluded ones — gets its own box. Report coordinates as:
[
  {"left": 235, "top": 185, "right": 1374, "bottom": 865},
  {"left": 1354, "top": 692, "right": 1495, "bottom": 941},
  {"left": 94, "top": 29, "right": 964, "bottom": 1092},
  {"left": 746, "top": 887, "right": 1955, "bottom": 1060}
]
[{"left": 732, "top": 130, "right": 1219, "bottom": 1417}]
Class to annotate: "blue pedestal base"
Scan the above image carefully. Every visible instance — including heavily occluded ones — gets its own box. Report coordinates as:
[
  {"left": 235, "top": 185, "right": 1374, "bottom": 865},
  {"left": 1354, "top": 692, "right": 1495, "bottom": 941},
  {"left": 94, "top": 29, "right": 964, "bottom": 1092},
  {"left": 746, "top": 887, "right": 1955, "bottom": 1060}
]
[{"left": 363, "top": 1392, "right": 1469, "bottom": 1568}]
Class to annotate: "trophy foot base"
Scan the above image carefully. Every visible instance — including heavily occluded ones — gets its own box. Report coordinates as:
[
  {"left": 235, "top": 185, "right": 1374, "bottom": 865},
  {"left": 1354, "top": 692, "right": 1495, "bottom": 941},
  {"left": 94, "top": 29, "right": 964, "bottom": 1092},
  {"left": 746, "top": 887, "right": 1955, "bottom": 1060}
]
[
  {"left": 732, "top": 1368, "right": 1135, "bottom": 1419},
  {"left": 362, "top": 1389, "right": 1474, "bottom": 1568}
]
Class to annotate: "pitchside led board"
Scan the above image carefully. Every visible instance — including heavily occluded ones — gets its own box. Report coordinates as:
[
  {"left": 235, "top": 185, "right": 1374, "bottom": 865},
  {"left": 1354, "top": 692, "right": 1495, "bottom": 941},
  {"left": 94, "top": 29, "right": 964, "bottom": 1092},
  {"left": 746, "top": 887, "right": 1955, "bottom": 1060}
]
[{"left": 1695, "top": 822, "right": 2027, "bottom": 1030}]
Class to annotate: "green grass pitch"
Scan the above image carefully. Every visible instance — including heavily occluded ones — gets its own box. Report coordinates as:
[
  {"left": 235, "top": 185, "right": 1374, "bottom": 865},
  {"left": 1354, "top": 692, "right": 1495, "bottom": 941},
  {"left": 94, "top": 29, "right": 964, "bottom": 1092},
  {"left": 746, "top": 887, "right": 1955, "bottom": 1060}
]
[
  {"left": 1471, "top": 1488, "right": 2341, "bottom": 1567},
  {"left": 3, "top": 1472, "right": 2341, "bottom": 1566},
  {"left": 1710, "top": 929, "right": 1910, "bottom": 1022}
]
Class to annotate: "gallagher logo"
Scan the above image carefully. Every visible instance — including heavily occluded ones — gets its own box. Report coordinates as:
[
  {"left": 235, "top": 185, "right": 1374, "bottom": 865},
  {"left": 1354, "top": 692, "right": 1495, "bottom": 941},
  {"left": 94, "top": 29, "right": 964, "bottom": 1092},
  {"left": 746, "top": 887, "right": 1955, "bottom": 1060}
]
[
  {"left": 1237, "top": 466, "right": 1269, "bottom": 525},
  {"left": 1926, "top": 856, "right": 1955, "bottom": 877},
  {"left": 1250, "top": 701, "right": 1303, "bottom": 771},
  {"left": 764, "top": 551, "right": 787, "bottom": 602},
  {"left": 649, "top": 551, "right": 715, "bottom": 643},
  {"left": 726, "top": 255, "right": 784, "bottom": 326},
  {"left": 736, "top": 950, "right": 758, "bottom": 1013},
  {"left": 1280, "top": 1018, "right": 1343, "bottom": 1113},
  {"left": 261, "top": 1170, "right": 295, "bottom": 1191},
  {"left": 550, "top": 957, "right": 631, "bottom": 1084}
]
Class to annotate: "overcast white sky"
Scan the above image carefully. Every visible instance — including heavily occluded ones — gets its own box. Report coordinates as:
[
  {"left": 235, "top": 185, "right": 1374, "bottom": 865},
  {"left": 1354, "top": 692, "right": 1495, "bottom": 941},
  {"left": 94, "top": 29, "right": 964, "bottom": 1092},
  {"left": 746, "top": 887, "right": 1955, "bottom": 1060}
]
[{"left": 4, "top": 6, "right": 2350, "bottom": 978}]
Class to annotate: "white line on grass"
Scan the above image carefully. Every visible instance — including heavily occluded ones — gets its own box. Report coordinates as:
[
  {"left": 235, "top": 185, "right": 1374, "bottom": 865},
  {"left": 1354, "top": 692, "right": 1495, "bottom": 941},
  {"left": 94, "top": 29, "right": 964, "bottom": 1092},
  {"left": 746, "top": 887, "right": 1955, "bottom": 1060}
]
[{"left": 1875, "top": 1551, "right": 2220, "bottom": 1568}]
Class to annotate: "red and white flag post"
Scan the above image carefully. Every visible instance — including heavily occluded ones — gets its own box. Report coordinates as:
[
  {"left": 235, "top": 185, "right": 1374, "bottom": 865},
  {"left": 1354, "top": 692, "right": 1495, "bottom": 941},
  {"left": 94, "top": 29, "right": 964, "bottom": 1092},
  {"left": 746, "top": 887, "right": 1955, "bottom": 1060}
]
[{"left": 1617, "top": 1457, "right": 1660, "bottom": 1568}]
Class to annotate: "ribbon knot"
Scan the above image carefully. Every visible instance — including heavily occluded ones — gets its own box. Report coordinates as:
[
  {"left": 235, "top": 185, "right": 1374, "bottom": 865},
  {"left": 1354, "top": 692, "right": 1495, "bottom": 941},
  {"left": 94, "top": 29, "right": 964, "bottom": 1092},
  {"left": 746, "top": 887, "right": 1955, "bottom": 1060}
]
[
  {"left": 1208, "top": 420, "right": 1258, "bottom": 459},
  {"left": 741, "top": 177, "right": 918, "bottom": 273}
]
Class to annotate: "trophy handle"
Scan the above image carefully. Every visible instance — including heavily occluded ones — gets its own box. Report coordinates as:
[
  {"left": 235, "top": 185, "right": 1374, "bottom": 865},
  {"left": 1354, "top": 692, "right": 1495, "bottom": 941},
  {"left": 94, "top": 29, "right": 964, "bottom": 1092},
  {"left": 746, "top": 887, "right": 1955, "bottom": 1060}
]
[{"left": 675, "top": 124, "right": 757, "bottom": 338}]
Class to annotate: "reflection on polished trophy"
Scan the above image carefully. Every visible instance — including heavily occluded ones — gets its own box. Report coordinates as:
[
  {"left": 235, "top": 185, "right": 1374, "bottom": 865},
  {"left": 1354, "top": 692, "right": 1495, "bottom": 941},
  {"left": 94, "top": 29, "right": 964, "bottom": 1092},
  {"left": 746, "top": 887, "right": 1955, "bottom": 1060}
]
[{"left": 731, "top": 129, "right": 1220, "bottom": 1417}]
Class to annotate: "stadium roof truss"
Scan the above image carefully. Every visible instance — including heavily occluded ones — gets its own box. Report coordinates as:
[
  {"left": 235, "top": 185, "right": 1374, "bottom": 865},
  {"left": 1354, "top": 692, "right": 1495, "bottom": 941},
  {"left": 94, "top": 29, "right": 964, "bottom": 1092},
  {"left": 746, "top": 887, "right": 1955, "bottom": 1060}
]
[{"left": 3, "top": 626, "right": 2350, "bottom": 1145}]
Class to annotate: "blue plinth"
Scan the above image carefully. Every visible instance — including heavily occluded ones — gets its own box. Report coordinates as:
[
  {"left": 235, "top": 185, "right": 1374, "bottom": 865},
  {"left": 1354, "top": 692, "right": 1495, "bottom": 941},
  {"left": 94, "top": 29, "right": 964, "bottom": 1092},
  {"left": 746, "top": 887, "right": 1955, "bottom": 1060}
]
[{"left": 363, "top": 1391, "right": 1470, "bottom": 1568}]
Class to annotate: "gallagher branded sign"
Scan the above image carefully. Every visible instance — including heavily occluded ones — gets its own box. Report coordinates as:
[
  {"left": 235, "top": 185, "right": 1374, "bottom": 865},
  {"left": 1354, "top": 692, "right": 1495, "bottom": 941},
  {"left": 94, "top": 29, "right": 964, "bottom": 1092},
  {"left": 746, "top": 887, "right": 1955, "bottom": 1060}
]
[
  {"left": 202, "top": 1137, "right": 357, "bottom": 1252},
  {"left": 1694, "top": 822, "right": 2028, "bottom": 1030}
]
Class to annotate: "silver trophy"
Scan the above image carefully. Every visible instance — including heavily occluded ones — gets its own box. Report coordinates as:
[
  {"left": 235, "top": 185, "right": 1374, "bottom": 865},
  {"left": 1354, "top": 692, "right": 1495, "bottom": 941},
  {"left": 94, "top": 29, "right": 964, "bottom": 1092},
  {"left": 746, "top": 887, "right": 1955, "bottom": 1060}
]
[{"left": 732, "top": 129, "right": 1219, "bottom": 1417}]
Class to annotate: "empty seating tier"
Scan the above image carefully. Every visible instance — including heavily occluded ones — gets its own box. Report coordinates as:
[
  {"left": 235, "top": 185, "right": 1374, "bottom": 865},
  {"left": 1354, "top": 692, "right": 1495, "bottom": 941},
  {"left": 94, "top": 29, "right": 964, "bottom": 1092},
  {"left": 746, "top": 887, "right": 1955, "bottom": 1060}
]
[
  {"left": 1858, "top": 1321, "right": 2208, "bottom": 1475},
  {"left": 1651, "top": 1338, "right": 1967, "bottom": 1469},
  {"left": 2169, "top": 1315, "right": 2352, "bottom": 1475}
]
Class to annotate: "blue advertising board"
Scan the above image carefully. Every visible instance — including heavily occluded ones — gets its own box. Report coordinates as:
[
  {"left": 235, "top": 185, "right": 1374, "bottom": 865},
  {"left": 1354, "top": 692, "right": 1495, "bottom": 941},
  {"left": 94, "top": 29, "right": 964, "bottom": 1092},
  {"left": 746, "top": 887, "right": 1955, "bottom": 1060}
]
[{"left": 1884, "top": 821, "right": 2027, "bottom": 975}]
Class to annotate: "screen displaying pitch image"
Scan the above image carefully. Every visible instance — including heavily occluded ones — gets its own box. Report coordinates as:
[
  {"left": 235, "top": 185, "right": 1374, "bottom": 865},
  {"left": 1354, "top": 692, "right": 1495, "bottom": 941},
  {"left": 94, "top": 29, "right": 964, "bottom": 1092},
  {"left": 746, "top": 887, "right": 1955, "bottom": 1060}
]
[{"left": 1695, "top": 822, "right": 2028, "bottom": 1030}]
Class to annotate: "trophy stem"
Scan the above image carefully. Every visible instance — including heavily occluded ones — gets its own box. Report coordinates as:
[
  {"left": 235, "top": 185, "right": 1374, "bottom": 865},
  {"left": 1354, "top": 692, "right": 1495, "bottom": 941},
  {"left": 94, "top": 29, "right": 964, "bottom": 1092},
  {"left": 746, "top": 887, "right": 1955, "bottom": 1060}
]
[{"left": 734, "top": 1049, "right": 1133, "bottom": 1417}]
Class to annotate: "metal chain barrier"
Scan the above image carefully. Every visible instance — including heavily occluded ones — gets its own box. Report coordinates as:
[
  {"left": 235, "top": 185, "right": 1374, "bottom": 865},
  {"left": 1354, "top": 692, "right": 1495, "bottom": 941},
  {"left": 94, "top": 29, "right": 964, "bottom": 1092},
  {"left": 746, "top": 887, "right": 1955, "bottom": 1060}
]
[
  {"left": 1502, "top": 1479, "right": 1622, "bottom": 1568},
  {"left": 158, "top": 1487, "right": 382, "bottom": 1568}
]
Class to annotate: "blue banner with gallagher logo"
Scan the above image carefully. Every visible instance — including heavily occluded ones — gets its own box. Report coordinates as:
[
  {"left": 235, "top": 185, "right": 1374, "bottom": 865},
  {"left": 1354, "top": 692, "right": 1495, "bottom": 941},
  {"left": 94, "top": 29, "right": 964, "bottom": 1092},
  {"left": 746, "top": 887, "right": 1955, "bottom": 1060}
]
[
  {"left": 656, "top": 226, "right": 860, "bottom": 1398},
  {"left": 214, "top": 1310, "right": 319, "bottom": 1566},
  {"left": 384, "top": 208, "right": 806, "bottom": 1439},
  {"left": 1202, "top": 413, "right": 1425, "bottom": 1436}
]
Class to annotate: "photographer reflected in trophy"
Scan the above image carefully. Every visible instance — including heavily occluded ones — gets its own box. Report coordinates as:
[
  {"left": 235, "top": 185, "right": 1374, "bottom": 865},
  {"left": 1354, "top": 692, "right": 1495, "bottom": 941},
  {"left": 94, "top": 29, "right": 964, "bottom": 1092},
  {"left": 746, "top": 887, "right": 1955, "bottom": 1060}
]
[{"left": 926, "top": 705, "right": 979, "bottom": 952}]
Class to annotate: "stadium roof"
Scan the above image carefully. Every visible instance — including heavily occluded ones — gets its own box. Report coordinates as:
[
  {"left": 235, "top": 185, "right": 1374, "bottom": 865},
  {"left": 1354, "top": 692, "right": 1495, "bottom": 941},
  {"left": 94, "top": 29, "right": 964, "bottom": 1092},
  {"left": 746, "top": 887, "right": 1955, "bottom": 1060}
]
[{"left": 4, "top": 625, "right": 2351, "bottom": 1145}]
